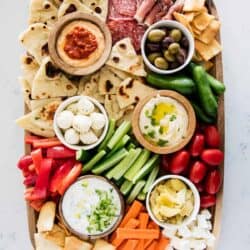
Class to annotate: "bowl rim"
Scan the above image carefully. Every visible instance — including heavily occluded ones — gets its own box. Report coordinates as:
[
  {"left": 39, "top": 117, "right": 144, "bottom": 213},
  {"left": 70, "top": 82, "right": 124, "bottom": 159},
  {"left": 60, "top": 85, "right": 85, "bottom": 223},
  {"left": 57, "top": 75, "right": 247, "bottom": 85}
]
[
  {"left": 48, "top": 11, "right": 112, "bottom": 76},
  {"left": 58, "top": 175, "right": 125, "bottom": 240},
  {"left": 141, "top": 20, "right": 195, "bottom": 75},
  {"left": 132, "top": 90, "right": 196, "bottom": 154},
  {"left": 53, "top": 95, "right": 109, "bottom": 151},
  {"left": 146, "top": 175, "right": 200, "bottom": 229}
]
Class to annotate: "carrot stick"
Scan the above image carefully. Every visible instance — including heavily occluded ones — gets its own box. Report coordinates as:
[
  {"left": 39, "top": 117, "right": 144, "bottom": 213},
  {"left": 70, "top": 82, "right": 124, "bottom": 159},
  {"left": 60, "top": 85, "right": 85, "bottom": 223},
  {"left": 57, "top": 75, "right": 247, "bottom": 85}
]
[
  {"left": 119, "top": 201, "right": 143, "bottom": 227},
  {"left": 157, "top": 234, "right": 170, "bottom": 250},
  {"left": 33, "top": 138, "right": 62, "bottom": 148},
  {"left": 111, "top": 218, "right": 140, "bottom": 247},
  {"left": 136, "top": 213, "right": 149, "bottom": 250},
  {"left": 144, "top": 221, "right": 160, "bottom": 248},
  {"left": 146, "top": 240, "right": 158, "bottom": 250},
  {"left": 116, "top": 229, "right": 159, "bottom": 240},
  {"left": 119, "top": 240, "right": 139, "bottom": 250}
]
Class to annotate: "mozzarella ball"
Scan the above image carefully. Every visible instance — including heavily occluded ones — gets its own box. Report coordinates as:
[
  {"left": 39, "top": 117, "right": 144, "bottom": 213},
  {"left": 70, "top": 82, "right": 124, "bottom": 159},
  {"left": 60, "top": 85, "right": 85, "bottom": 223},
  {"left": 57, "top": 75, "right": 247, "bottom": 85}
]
[
  {"left": 90, "top": 112, "right": 106, "bottom": 130},
  {"left": 72, "top": 115, "right": 92, "bottom": 133},
  {"left": 66, "top": 102, "right": 78, "bottom": 115},
  {"left": 80, "top": 131, "right": 98, "bottom": 145},
  {"left": 57, "top": 110, "right": 74, "bottom": 130},
  {"left": 77, "top": 97, "right": 95, "bottom": 115},
  {"left": 64, "top": 128, "right": 80, "bottom": 145}
]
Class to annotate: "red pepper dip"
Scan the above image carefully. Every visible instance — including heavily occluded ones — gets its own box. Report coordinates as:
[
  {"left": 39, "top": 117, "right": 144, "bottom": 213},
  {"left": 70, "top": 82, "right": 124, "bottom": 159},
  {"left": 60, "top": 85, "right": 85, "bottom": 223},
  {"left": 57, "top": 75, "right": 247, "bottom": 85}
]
[{"left": 64, "top": 26, "right": 98, "bottom": 60}]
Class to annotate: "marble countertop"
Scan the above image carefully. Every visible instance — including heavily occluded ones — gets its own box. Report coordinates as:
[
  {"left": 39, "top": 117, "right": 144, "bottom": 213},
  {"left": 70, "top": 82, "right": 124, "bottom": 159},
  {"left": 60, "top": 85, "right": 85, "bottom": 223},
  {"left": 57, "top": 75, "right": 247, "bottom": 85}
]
[{"left": 0, "top": 0, "right": 250, "bottom": 249}]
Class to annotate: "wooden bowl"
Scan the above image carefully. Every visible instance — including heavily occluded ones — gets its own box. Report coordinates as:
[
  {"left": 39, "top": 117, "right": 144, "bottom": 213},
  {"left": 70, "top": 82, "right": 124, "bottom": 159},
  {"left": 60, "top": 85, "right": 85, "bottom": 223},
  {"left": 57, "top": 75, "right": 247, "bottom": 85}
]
[
  {"left": 48, "top": 12, "right": 112, "bottom": 76},
  {"left": 132, "top": 90, "right": 196, "bottom": 154}
]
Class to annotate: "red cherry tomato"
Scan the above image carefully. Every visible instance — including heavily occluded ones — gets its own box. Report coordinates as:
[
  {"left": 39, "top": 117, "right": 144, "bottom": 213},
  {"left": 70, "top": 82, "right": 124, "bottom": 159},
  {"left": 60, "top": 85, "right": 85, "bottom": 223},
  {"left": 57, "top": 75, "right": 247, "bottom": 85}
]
[
  {"left": 169, "top": 150, "right": 190, "bottom": 174},
  {"left": 189, "top": 134, "right": 205, "bottom": 157},
  {"left": 189, "top": 161, "right": 207, "bottom": 184},
  {"left": 201, "top": 149, "right": 224, "bottom": 166},
  {"left": 204, "top": 126, "right": 221, "bottom": 148},
  {"left": 161, "top": 155, "right": 170, "bottom": 172},
  {"left": 200, "top": 194, "right": 216, "bottom": 208},
  {"left": 205, "top": 170, "right": 222, "bottom": 194},
  {"left": 195, "top": 182, "right": 205, "bottom": 193}
]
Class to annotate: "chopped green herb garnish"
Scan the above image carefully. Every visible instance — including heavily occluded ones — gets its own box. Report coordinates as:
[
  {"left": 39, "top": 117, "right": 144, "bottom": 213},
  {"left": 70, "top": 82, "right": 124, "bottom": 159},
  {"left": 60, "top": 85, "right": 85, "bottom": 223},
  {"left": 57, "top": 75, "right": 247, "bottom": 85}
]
[
  {"left": 147, "top": 130, "right": 155, "bottom": 138},
  {"left": 35, "top": 117, "right": 40, "bottom": 120},
  {"left": 178, "top": 127, "right": 180, "bottom": 132},
  {"left": 170, "top": 114, "right": 177, "bottom": 122},
  {"left": 144, "top": 125, "right": 149, "bottom": 129},
  {"left": 81, "top": 180, "right": 89, "bottom": 188},
  {"left": 145, "top": 110, "right": 151, "bottom": 118},
  {"left": 151, "top": 118, "right": 159, "bottom": 126},
  {"left": 157, "top": 139, "right": 168, "bottom": 147},
  {"left": 159, "top": 126, "right": 164, "bottom": 135}
]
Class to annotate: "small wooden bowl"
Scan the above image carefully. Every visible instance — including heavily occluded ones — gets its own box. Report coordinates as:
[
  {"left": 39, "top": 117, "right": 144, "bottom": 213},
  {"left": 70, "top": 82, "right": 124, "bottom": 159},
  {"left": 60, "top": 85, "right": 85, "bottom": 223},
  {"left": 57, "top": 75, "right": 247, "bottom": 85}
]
[
  {"left": 132, "top": 90, "right": 196, "bottom": 154},
  {"left": 48, "top": 12, "right": 112, "bottom": 76}
]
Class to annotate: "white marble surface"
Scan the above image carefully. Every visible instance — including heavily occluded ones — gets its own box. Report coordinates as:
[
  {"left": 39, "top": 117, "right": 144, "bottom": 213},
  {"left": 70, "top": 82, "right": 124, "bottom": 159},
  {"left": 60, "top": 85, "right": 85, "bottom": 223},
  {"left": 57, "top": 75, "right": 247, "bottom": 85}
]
[{"left": 0, "top": 0, "right": 250, "bottom": 249}]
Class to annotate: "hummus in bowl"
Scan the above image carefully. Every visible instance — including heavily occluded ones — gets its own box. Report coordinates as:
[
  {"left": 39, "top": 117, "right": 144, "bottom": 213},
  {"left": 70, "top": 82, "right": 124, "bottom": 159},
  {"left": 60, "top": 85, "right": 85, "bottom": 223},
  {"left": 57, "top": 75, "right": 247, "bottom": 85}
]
[{"left": 132, "top": 90, "right": 196, "bottom": 154}]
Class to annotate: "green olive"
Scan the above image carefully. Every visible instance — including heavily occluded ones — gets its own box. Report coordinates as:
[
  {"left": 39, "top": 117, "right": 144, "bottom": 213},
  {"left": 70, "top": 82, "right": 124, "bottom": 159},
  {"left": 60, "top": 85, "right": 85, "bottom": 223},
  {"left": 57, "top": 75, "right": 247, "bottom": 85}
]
[
  {"left": 170, "top": 29, "right": 182, "bottom": 42},
  {"left": 168, "top": 43, "right": 180, "bottom": 55},
  {"left": 148, "top": 29, "right": 166, "bottom": 42},
  {"left": 154, "top": 57, "right": 169, "bottom": 70},
  {"left": 148, "top": 52, "right": 162, "bottom": 63},
  {"left": 164, "top": 50, "right": 175, "bottom": 62}
]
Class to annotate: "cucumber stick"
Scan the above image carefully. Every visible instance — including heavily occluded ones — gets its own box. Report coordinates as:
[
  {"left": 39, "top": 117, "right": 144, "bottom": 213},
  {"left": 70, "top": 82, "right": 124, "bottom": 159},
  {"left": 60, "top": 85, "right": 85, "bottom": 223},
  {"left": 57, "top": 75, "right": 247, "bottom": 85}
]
[
  {"left": 125, "top": 149, "right": 151, "bottom": 181},
  {"left": 92, "top": 148, "right": 128, "bottom": 175},
  {"left": 107, "top": 121, "right": 131, "bottom": 150},
  {"left": 137, "top": 191, "right": 146, "bottom": 201},
  {"left": 106, "top": 148, "right": 142, "bottom": 180},
  {"left": 76, "top": 150, "right": 91, "bottom": 162},
  {"left": 82, "top": 150, "right": 106, "bottom": 173},
  {"left": 97, "top": 119, "right": 116, "bottom": 151},
  {"left": 120, "top": 180, "right": 134, "bottom": 196},
  {"left": 142, "top": 165, "right": 159, "bottom": 194},
  {"left": 126, "top": 180, "right": 146, "bottom": 204},
  {"left": 132, "top": 155, "right": 159, "bottom": 184}
]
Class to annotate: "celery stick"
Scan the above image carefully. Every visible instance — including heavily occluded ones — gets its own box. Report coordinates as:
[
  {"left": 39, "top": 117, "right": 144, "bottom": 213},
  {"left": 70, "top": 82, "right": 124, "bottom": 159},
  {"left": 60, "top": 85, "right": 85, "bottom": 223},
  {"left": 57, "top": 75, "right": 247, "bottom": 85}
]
[
  {"left": 109, "top": 148, "right": 142, "bottom": 181},
  {"left": 115, "top": 177, "right": 124, "bottom": 187},
  {"left": 120, "top": 180, "right": 134, "bottom": 196},
  {"left": 82, "top": 150, "right": 106, "bottom": 173},
  {"left": 127, "top": 142, "right": 136, "bottom": 150},
  {"left": 92, "top": 148, "right": 128, "bottom": 175},
  {"left": 132, "top": 155, "right": 159, "bottom": 184},
  {"left": 97, "top": 119, "right": 116, "bottom": 151},
  {"left": 126, "top": 180, "right": 146, "bottom": 204},
  {"left": 124, "top": 149, "right": 150, "bottom": 181},
  {"left": 137, "top": 191, "right": 146, "bottom": 201},
  {"left": 107, "top": 121, "right": 131, "bottom": 150},
  {"left": 142, "top": 165, "right": 159, "bottom": 194}
]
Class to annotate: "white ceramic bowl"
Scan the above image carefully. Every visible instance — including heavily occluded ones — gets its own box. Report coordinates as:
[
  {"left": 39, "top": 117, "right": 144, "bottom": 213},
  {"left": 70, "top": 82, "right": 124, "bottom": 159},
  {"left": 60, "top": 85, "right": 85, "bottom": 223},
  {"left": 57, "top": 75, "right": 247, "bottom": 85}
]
[
  {"left": 141, "top": 20, "right": 195, "bottom": 75},
  {"left": 146, "top": 175, "right": 200, "bottom": 229},
  {"left": 54, "top": 96, "right": 109, "bottom": 151}
]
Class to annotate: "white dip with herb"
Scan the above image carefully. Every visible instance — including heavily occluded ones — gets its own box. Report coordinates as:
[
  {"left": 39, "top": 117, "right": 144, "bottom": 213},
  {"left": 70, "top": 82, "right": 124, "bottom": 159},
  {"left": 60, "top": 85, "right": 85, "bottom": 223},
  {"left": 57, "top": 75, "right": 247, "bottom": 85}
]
[
  {"left": 61, "top": 177, "right": 121, "bottom": 235},
  {"left": 139, "top": 95, "right": 188, "bottom": 147}
]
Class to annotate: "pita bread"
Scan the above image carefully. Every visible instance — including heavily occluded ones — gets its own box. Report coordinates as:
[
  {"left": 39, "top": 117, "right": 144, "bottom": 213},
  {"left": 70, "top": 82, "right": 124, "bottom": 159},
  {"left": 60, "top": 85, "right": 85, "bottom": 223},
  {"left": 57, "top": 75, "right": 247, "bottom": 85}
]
[
  {"left": 51, "top": 0, "right": 63, "bottom": 7},
  {"left": 93, "top": 239, "right": 116, "bottom": 250},
  {"left": 19, "top": 23, "right": 50, "bottom": 64},
  {"left": 184, "top": 12, "right": 195, "bottom": 22},
  {"left": 192, "top": 13, "right": 214, "bottom": 31},
  {"left": 35, "top": 233, "right": 63, "bottom": 250},
  {"left": 116, "top": 77, "right": 155, "bottom": 109},
  {"left": 106, "top": 38, "right": 146, "bottom": 77},
  {"left": 81, "top": 0, "right": 108, "bottom": 21},
  {"left": 19, "top": 77, "right": 32, "bottom": 109},
  {"left": 37, "top": 202, "right": 56, "bottom": 233},
  {"left": 20, "top": 55, "right": 39, "bottom": 88},
  {"left": 173, "top": 12, "right": 194, "bottom": 35},
  {"left": 43, "top": 225, "right": 66, "bottom": 247},
  {"left": 183, "top": 0, "right": 205, "bottom": 12},
  {"left": 16, "top": 100, "right": 61, "bottom": 137},
  {"left": 98, "top": 66, "right": 123, "bottom": 95},
  {"left": 32, "top": 57, "right": 77, "bottom": 99},
  {"left": 106, "top": 66, "right": 131, "bottom": 80},
  {"left": 30, "top": 97, "right": 62, "bottom": 110},
  {"left": 29, "top": 0, "right": 58, "bottom": 26},
  {"left": 64, "top": 236, "right": 93, "bottom": 250}
]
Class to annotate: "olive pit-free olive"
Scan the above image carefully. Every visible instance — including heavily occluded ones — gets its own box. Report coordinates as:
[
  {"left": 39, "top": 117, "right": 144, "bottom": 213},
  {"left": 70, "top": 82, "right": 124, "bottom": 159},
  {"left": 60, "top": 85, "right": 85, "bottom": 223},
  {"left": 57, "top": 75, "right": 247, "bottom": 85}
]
[
  {"left": 168, "top": 43, "right": 181, "bottom": 55},
  {"left": 164, "top": 50, "right": 175, "bottom": 62},
  {"left": 162, "top": 37, "right": 174, "bottom": 50},
  {"left": 154, "top": 57, "right": 169, "bottom": 70},
  {"left": 146, "top": 42, "right": 161, "bottom": 53},
  {"left": 170, "top": 29, "right": 182, "bottom": 42},
  {"left": 148, "top": 52, "right": 162, "bottom": 63},
  {"left": 148, "top": 29, "right": 166, "bottom": 42}
]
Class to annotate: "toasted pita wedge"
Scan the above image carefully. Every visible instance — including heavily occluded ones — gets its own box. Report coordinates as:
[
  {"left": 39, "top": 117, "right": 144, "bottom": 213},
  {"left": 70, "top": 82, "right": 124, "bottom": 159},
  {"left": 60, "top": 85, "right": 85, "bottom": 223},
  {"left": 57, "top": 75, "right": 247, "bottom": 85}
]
[
  {"left": 200, "top": 60, "right": 214, "bottom": 71},
  {"left": 106, "top": 38, "right": 146, "bottom": 77},
  {"left": 51, "top": 0, "right": 62, "bottom": 7},
  {"left": 192, "top": 13, "right": 214, "bottom": 31},
  {"left": 29, "top": 0, "right": 58, "bottom": 26},
  {"left": 21, "top": 55, "right": 40, "bottom": 88},
  {"left": 32, "top": 57, "right": 77, "bottom": 99},
  {"left": 82, "top": 0, "right": 108, "bottom": 21},
  {"left": 93, "top": 239, "right": 116, "bottom": 250},
  {"left": 19, "top": 23, "right": 50, "bottom": 65},
  {"left": 35, "top": 233, "right": 63, "bottom": 250},
  {"left": 173, "top": 12, "right": 194, "bottom": 35},
  {"left": 16, "top": 100, "right": 61, "bottom": 137},
  {"left": 183, "top": 0, "right": 205, "bottom": 12},
  {"left": 19, "top": 77, "right": 32, "bottom": 110},
  {"left": 98, "top": 66, "right": 123, "bottom": 95},
  {"left": 107, "top": 66, "right": 131, "bottom": 80},
  {"left": 30, "top": 97, "right": 62, "bottom": 110},
  {"left": 43, "top": 225, "right": 66, "bottom": 247},
  {"left": 64, "top": 236, "right": 93, "bottom": 250},
  {"left": 184, "top": 12, "right": 195, "bottom": 22},
  {"left": 116, "top": 78, "right": 155, "bottom": 109}
]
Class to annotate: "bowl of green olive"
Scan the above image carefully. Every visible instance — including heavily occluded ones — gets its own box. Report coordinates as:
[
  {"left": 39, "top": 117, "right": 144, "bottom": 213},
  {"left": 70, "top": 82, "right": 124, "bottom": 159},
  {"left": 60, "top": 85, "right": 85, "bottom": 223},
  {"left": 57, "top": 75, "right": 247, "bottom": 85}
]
[{"left": 141, "top": 20, "right": 195, "bottom": 74}]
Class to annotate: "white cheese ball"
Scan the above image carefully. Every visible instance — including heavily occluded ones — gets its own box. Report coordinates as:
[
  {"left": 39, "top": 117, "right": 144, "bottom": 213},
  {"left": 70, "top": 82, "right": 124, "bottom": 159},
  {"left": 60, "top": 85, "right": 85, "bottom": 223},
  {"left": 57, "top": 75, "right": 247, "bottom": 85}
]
[
  {"left": 57, "top": 110, "right": 74, "bottom": 130},
  {"left": 72, "top": 115, "right": 92, "bottom": 133},
  {"left": 80, "top": 131, "right": 98, "bottom": 145},
  {"left": 77, "top": 97, "right": 95, "bottom": 115},
  {"left": 64, "top": 128, "right": 80, "bottom": 145},
  {"left": 90, "top": 112, "right": 106, "bottom": 130}
]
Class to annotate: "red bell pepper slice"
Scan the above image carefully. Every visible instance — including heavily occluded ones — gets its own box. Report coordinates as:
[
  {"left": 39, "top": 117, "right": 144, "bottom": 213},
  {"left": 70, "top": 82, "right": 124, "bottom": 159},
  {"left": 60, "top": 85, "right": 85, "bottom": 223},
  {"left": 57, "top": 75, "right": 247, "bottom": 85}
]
[
  {"left": 47, "top": 146, "right": 76, "bottom": 159},
  {"left": 23, "top": 174, "right": 37, "bottom": 187},
  {"left": 33, "top": 138, "right": 62, "bottom": 148},
  {"left": 25, "top": 158, "right": 53, "bottom": 201},
  {"left": 58, "top": 163, "right": 82, "bottom": 195},
  {"left": 49, "top": 159, "right": 76, "bottom": 194},
  {"left": 25, "top": 135, "right": 41, "bottom": 144},
  {"left": 31, "top": 148, "right": 43, "bottom": 174},
  {"left": 17, "top": 155, "right": 33, "bottom": 171}
]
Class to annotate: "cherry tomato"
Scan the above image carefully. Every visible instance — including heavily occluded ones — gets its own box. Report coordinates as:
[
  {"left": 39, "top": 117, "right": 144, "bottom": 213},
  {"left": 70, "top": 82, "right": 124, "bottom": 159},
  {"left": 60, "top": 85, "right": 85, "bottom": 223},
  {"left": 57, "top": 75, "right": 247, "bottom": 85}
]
[
  {"left": 200, "top": 194, "right": 216, "bottom": 208},
  {"left": 189, "top": 134, "right": 205, "bottom": 157},
  {"left": 204, "top": 126, "right": 221, "bottom": 148},
  {"left": 195, "top": 182, "right": 205, "bottom": 193},
  {"left": 201, "top": 149, "right": 224, "bottom": 166},
  {"left": 161, "top": 155, "right": 170, "bottom": 172},
  {"left": 189, "top": 161, "right": 207, "bottom": 184},
  {"left": 205, "top": 170, "right": 222, "bottom": 194},
  {"left": 169, "top": 150, "right": 190, "bottom": 174}
]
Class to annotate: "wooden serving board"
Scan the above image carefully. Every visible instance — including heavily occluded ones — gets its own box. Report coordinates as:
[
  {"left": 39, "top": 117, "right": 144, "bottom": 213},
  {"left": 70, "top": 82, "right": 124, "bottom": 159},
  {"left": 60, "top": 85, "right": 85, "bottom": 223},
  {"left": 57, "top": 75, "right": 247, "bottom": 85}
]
[{"left": 24, "top": 0, "right": 224, "bottom": 249}]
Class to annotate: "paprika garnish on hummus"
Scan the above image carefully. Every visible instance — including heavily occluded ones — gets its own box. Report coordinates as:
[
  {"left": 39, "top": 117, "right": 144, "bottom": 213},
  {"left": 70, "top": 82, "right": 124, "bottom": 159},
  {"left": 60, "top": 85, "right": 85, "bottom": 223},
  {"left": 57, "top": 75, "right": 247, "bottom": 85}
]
[{"left": 57, "top": 21, "right": 105, "bottom": 68}]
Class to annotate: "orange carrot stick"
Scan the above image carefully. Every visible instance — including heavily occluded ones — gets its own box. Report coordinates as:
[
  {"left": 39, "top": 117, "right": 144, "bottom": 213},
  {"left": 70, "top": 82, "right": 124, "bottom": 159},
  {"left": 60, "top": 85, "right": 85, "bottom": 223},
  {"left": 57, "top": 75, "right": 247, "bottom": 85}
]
[
  {"left": 157, "top": 234, "right": 170, "bottom": 250},
  {"left": 119, "top": 240, "right": 139, "bottom": 250},
  {"left": 146, "top": 240, "right": 158, "bottom": 250},
  {"left": 144, "top": 221, "right": 160, "bottom": 248},
  {"left": 136, "top": 213, "right": 149, "bottom": 250},
  {"left": 116, "top": 229, "right": 160, "bottom": 240}
]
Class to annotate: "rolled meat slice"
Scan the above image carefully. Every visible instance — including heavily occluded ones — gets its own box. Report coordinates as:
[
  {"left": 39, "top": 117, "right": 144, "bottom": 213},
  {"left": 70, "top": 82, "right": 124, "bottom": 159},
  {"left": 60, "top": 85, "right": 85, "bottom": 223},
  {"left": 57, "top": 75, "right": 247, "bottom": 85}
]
[
  {"left": 134, "top": 0, "right": 157, "bottom": 23},
  {"left": 162, "top": 0, "right": 184, "bottom": 20}
]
